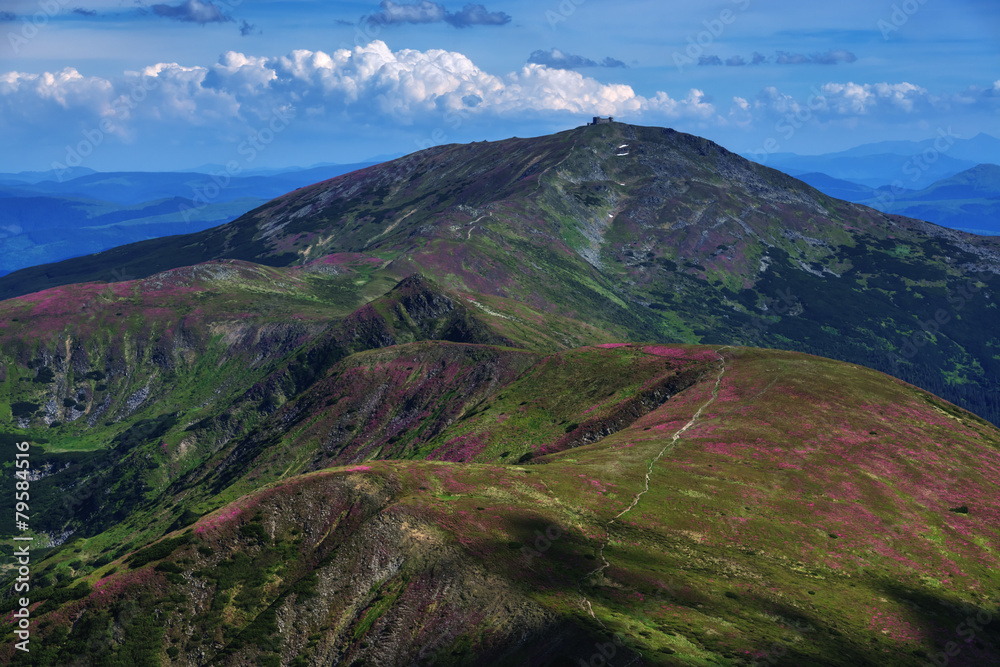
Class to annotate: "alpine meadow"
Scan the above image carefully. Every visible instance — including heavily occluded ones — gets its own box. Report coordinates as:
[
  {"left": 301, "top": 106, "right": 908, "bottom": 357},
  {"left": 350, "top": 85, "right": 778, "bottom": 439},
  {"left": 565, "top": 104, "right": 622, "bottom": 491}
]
[{"left": 1, "top": 1, "right": 999, "bottom": 666}]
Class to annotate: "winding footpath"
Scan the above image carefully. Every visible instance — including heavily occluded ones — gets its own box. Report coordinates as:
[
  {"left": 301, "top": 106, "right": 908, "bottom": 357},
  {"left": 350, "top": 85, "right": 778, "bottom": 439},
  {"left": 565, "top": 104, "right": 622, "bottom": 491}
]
[{"left": 577, "top": 346, "right": 732, "bottom": 628}]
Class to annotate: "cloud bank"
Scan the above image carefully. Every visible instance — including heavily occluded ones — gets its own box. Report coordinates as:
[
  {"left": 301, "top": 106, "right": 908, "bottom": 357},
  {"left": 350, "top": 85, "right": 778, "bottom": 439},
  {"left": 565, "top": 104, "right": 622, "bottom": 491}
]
[
  {"left": 527, "top": 49, "right": 627, "bottom": 70},
  {"left": 367, "top": 1, "right": 511, "bottom": 28},
  {"left": 0, "top": 41, "right": 715, "bottom": 134},
  {"left": 151, "top": 0, "right": 230, "bottom": 24},
  {"left": 1, "top": 40, "right": 994, "bottom": 170},
  {"left": 699, "top": 49, "right": 857, "bottom": 66}
]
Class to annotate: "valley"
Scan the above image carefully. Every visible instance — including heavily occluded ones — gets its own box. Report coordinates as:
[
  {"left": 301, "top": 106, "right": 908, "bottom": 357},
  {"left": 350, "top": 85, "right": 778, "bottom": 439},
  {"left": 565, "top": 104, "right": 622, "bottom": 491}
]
[{"left": 1, "top": 124, "right": 998, "bottom": 666}]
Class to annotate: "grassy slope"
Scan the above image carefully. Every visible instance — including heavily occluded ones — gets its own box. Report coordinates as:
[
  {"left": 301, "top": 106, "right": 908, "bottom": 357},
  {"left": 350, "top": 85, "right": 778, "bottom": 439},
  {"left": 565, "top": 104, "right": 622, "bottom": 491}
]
[
  {"left": 0, "top": 259, "right": 392, "bottom": 549},
  {"left": 3, "top": 345, "right": 998, "bottom": 666},
  {"left": 0, "top": 269, "right": 620, "bottom": 552},
  {"left": 0, "top": 258, "right": 383, "bottom": 447},
  {"left": 1, "top": 124, "right": 999, "bottom": 424},
  {"left": 0, "top": 124, "right": 999, "bottom": 665}
]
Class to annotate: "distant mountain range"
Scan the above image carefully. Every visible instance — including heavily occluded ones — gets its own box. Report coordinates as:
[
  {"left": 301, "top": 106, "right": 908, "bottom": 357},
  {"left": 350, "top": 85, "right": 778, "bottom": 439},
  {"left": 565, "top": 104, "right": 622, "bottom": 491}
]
[
  {"left": 0, "top": 166, "right": 98, "bottom": 185},
  {"left": 745, "top": 133, "right": 999, "bottom": 235},
  {"left": 0, "top": 162, "right": 379, "bottom": 275},
  {"left": 828, "top": 131, "right": 1000, "bottom": 163},
  {"left": 746, "top": 132, "right": 999, "bottom": 189},
  {"left": 795, "top": 163, "right": 1000, "bottom": 235}
]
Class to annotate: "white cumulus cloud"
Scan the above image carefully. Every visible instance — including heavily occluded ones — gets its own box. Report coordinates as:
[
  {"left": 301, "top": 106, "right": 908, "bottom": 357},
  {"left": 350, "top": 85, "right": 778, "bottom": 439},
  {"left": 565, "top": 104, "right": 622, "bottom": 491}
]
[
  {"left": 0, "top": 40, "right": 729, "bottom": 157},
  {"left": 0, "top": 68, "right": 115, "bottom": 125},
  {"left": 817, "top": 82, "right": 929, "bottom": 114},
  {"left": 67, "top": 40, "right": 718, "bottom": 123},
  {"left": 369, "top": 0, "right": 446, "bottom": 25},
  {"left": 754, "top": 81, "right": 942, "bottom": 119}
]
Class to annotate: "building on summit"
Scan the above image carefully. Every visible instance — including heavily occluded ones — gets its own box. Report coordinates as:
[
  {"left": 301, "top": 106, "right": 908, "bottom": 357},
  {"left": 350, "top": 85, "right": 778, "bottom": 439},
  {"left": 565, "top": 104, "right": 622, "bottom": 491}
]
[{"left": 588, "top": 116, "right": 614, "bottom": 125}]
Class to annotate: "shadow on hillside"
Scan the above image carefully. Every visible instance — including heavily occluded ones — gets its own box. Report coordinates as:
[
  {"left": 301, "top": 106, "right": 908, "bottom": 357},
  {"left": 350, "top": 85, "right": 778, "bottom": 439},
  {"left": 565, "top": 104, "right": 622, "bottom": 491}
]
[
  {"left": 486, "top": 515, "right": 1000, "bottom": 667},
  {"left": 479, "top": 514, "right": 648, "bottom": 667},
  {"left": 874, "top": 581, "right": 1000, "bottom": 667}
]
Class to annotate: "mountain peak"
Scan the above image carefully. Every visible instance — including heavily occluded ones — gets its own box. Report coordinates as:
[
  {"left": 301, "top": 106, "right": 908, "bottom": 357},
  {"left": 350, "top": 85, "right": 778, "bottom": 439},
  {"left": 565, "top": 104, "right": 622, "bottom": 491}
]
[
  {"left": 960, "top": 162, "right": 1000, "bottom": 176},
  {"left": 912, "top": 162, "right": 1000, "bottom": 198},
  {"left": 388, "top": 272, "right": 437, "bottom": 293},
  {"left": 2, "top": 123, "right": 999, "bottom": 427},
  {"left": 4, "top": 121, "right": 1000, "bottom": 665}
]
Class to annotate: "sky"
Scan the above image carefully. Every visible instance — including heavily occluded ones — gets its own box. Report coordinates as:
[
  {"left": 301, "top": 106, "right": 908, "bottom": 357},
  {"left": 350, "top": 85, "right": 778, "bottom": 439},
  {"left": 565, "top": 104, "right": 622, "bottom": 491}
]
[{"left": 0, "top": 0, "right": 997, "bottom": 173}]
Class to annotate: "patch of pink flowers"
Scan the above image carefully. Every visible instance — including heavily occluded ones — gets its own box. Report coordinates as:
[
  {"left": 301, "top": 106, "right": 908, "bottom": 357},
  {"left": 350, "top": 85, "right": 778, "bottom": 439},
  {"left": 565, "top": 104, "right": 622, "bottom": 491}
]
[{"left": 194, "top": 505, "right": 244, "bottom": 535}]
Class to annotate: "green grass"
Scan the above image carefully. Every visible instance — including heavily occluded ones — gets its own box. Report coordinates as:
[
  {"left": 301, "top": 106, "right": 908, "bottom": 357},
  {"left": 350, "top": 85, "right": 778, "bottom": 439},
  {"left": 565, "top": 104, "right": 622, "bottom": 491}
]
[
  {"left": 4, "top": 344, "right": 999, "bottom": 664},
  {"left": 1, "top": 123, "right": 1000, "bottom": 664}
]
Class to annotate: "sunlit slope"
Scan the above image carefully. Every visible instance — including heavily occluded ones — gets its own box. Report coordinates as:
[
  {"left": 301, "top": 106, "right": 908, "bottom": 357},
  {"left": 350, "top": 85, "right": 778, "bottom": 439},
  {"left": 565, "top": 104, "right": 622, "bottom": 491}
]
[{"left": 6, "top": 345, "right": 998, "bottom": 666}]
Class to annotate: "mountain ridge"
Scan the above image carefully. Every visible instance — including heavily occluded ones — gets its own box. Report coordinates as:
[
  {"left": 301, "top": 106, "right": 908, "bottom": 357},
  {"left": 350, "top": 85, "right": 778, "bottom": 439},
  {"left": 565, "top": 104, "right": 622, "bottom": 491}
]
[
  {"left": 863, "top": 163, "right": 1000, "bottom": 235},
  {"left": 791, "top": 163, "right": 1000, "bottom": 235},
  {"left": 2, "top": 122, "right": 998, "bottom": 428},
  {"left": 744, "top": 132, "right": 999, "bottom": 189},
  {"left": 2, "top": 122, "right": 1000, "bottom": 664},
  {"left": 4, "top": 338, "right": 999, "bottom": 665}
]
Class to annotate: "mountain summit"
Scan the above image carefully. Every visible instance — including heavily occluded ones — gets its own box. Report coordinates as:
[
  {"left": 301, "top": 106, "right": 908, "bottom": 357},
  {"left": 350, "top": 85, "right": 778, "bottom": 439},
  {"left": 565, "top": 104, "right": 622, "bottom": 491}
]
[
  {"left": 2, "top": 123, "right": 1000, "bottom": 665},
  {"left": 3, "top": 122, "right": 998, "bottom": 423}
]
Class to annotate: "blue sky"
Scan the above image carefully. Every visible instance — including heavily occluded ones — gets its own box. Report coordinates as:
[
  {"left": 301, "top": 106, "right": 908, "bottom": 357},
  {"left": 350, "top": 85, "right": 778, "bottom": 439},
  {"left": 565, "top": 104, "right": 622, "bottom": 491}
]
[{"left": 0, "top": 0, "right": 997, "bottom": 172}]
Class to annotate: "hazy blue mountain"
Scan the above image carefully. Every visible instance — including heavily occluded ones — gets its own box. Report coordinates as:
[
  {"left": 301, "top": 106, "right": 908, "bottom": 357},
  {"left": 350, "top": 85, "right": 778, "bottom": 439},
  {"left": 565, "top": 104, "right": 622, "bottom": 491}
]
[
  {"left": 749, "top": 151, "right": 978, "bottom": 189},
  {"left": 174, "top": 163, "right": 309, "bottom": 176},
  {"left": 793, "top": 172, "right": 877, "bottom": 201},
  {"left": 860, "top": 163, "right": 1000, "bottom": 235},
  {"left": 834, "top": 132, "right": 1000, "bottom": 164},
  {"left": 794, "top": 164, "right": 1000, "bottom": 235},
  {"left": 0, "top": 166, "right": 97, "bottom": 185},
  {"left": 897, "top": 162, "right": 1000, "bottom": 201},
  {"left": 744, "top": 133, "right": 999, "bottom": 190},
  {"left": 4, "top": 162, "right": 377, "bottom": 206},
  {"left": 0, "top": 161, "right": 383, "bottom": 273},
  {"left": 0, "top": 194, "right": 268, "bottom": 274}
]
